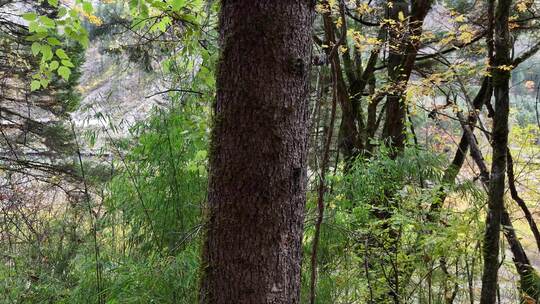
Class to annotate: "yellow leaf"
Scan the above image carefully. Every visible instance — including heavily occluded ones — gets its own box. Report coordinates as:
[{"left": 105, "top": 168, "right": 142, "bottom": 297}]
[
  {"left": 454, "top": 15, "right": 465, "bottom": 22},
  {"left": 335, "top": 17, "right": 343, "bottom": 28},
  {"left": 517, "top": 2, "right": 527, "bottom": 12},
  {"left": 357, "top": 3, "right": 373, "bottom": 14},
  {"left": 496, "top": 64, "right": 514, "bottom": 71},
  {"left": 459, "top": 32, "right": 474, "bottom": 43}
]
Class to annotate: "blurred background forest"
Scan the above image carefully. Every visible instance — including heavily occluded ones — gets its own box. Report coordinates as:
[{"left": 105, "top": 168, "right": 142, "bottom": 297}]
[{"left": 2, "top": 0, "right": 540, "bottom": 303}]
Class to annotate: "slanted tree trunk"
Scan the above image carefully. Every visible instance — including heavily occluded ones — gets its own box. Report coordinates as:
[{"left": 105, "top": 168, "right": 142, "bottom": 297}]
[
  {"left": 200, "top": 2, "right": 313, "bottom": 304},
  {"left": 480, "top": 0, "right": 512, "bottom": 302},
  {"left": 507, "top": 150, "right": 540, "bottom": 254},
  {"left": 457, "top": 111, "right": 539, "bottom": 302}
]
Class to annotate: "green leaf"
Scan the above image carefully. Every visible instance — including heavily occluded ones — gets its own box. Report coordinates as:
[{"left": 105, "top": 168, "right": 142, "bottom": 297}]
[
  {"left": 40, "top": 78, "right": 49, "bottom": 88},
  {"left": 195, "top": 150, "right": 207, "bottom": 160},
  {"left": 55, "top": 48, "right": 69, "bottom": 59},
  {"left": 162, "top": 59, "right": 171, "bottom": 73},
  {"left": 82, "top": 2, "right": 93, "bottom": 14},
  {"left": 41, "top": 44, "right": 53, "bottom": 60},
  {"left": 26, "top": 33, "right": 47, "bottom": 41},
  {"left": 49, "top": 60, "right": 59, "bottom": 70},
  {"left": 157, "top": 19, "right": 167, "bottom": 32},
  {"left": 191, "top": 0, "right": 204, "bottom": 9},
  {"left": 30, "top": 80, "right": 41, "bottom": 91},
  {"left": 80, "top": 36, "right": 89, "bottom": 48},
  {"left": 31, "top": 42, "right": 41, "bottom": 55},
  {"left": 154, "top": 16, "right": 171, "bottom": 32},
  {"left": 28, "top": 22, "right": 39, "bottom": 33},
  {"left": 47, "top": 37, "right": 61, "bottom": 46},
  {"left": 170, "top": 0, "right": 186, "bottom": 11},
  {"left": 22, "top": 12, "right": 37, "bottom": 21},
  {"left": 47, "top": 0, "right": 58, "bottom": 6},
  {"left": 58, "top": 66, "right": 71, "bottom": 80},
  {"left": 39, "top": 16, "right": 55, "bottom": 28},
  {"left": 181, "top": 13, "right": 198, "bottom": 24},
  {"left": 57, "top": 7, "right": 67, "bottom": 18},
  {"left": 61, "top": 60, "right": 74, "bottom": 68},
  {"left": 149, "top": 0, "right": 166, "bottom": 10}
]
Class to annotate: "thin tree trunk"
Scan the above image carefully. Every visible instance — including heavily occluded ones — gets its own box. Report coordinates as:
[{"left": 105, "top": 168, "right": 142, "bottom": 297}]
[
  {"left": 383, "top": 0, "right": 410, "bottom": 151},
  {"left": 429, "top": 78, "right": 492, "bottom": 218},
  {"left": 373, "top": 2, "right": 432, "bottom": 301},
  {"left": 383, "top": 0, "right": 432, "bottom": 152},
  {"left": 480, "top": 0, "right": 512, "bottom": 302},
  {"left": 201, "top": 2, "right": 313, "bottom": 303},
  {"left": 310, "top": 60, "right": 338, "bottom": 304},
  {"left": 460, "top": 112, "right": 538, "bottom": 302},
  {"left": 321, "top": 3, "right": 360, "bottom": 163},
  {"left": 506, "top": 149, "right": 540, "bottom": 254}
]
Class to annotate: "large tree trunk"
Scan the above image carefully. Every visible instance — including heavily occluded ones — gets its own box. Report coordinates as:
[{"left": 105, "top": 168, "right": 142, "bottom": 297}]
[
  {"left": 479, "top": 0, "right": 512, "bottom": 302},
  {"left": 201, "top": 2, "right": 313, "bottom": 304}
]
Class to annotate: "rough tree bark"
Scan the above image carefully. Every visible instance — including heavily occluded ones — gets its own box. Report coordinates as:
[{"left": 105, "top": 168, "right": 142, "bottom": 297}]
[
  {"left": 201, "top": 2, "right": 313, "bottom": 304},
  {"left": 480, "top": 0, "right": 512, "bottom": 302}
]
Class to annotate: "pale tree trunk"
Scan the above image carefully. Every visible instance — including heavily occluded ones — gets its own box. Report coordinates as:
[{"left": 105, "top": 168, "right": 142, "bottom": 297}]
[{"left": 201, "top": 2, "right": 313, "bottom": 304}]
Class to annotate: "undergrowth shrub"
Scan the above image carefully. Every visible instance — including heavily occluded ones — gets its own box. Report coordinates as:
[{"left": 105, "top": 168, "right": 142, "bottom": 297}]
[{"left": 302, "top": 147, "right": 485, "bottom": 304}]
